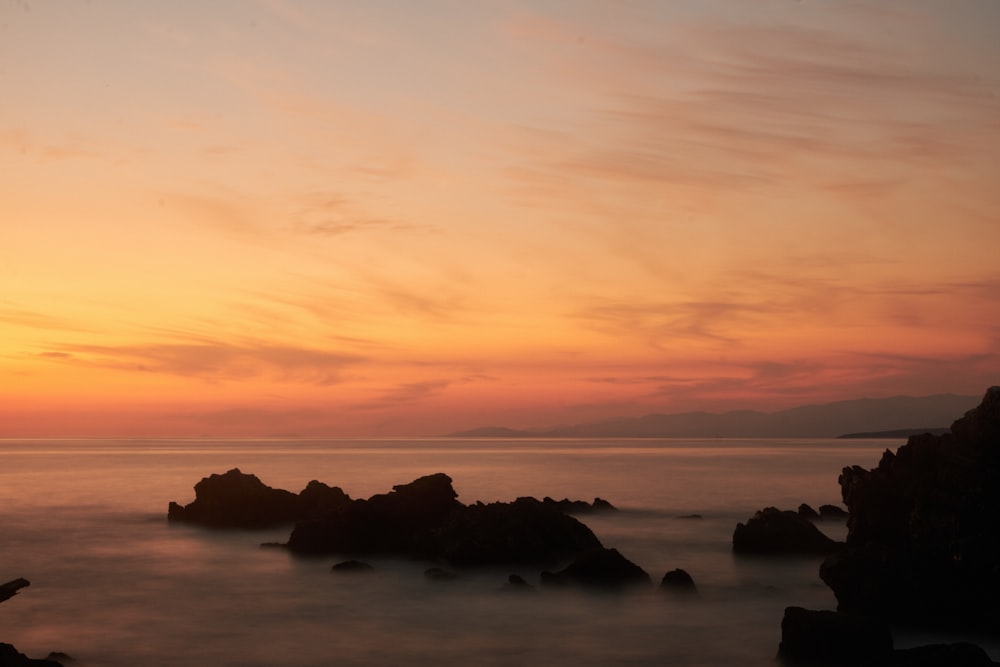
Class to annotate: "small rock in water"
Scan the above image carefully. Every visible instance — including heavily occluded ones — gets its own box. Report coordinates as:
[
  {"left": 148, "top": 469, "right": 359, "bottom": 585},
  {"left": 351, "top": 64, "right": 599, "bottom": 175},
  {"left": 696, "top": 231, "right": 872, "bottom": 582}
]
[
  {"left": 660, "top": 568, "right": 697, "bottom": 593},
  {"left": 501, "top": 574, "right": 536, "bottom": 592},
  {"left": 332, "top": 560, "right": 374, "bottom": 573}
]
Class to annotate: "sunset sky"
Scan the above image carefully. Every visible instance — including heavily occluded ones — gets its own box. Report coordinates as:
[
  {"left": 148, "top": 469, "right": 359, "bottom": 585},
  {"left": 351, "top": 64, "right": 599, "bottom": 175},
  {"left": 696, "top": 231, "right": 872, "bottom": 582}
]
[{"left": 2, "top": 1, "right": 998, "bottom": 436}]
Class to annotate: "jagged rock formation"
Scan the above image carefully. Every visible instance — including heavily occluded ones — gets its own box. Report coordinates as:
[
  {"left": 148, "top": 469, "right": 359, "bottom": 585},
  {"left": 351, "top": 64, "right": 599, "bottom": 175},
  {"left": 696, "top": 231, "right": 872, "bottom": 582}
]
[
  {"left": 287, "top": 475, "right": 604, "bottom": 566},
  {"left": 820, "top": 387, "right": 1000, "bottom": 627},
  {"left": 167, "top": 468, "right": 350, "bottom": 529},
  {"left": 732, "top": 507, "right": 843, "bottom": 555}
]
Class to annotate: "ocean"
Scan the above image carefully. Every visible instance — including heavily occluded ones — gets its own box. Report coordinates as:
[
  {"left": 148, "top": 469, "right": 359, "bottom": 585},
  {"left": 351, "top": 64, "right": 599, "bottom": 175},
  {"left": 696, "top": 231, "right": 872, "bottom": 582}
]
[{"left": 1, "top": 438, "right": 995, "bottom": 666}]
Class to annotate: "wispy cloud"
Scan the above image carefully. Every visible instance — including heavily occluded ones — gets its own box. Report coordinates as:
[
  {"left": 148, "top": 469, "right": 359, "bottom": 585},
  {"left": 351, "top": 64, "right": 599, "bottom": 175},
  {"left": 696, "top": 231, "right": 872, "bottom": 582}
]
[{"left": 46, "top": 340, "right": 364, "bottom": 385}]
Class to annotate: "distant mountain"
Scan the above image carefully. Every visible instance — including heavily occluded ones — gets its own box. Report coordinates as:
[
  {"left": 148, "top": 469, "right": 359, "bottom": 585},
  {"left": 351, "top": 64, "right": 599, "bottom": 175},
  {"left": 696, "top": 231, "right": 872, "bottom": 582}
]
[
  {"left": 447, "top": 394, "right": 978, "bottom": 439},
  {"left": 837, "top": 427, "right": 951, "bottom": 439},
  {"left": 449, "top": 426, "right": 540, "bottom": 438}
]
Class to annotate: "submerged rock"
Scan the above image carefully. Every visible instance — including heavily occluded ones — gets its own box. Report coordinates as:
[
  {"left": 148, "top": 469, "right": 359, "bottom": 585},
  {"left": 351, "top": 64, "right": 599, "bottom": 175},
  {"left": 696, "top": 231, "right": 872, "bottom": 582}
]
[
  {"left": 733, "top": 507, "right": 843, "bottom": 555},
  {"left": 501, "top": 574, "right": 536, "bottom": 592},
  {"left": 331, "top": 560, "right": 374, "bottom": 574},
  {"left": 540, "top": 547, "right": 651, "bottom": 588},
  {"left": 820, "top": 387, "right": 1000, "bottom": 626}
]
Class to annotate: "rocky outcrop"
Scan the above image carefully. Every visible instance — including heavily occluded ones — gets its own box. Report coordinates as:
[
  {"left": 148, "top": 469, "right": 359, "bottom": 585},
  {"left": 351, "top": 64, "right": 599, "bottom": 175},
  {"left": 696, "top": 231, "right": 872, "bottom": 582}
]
[
  {"left": 167, "top": 468, "right": 350, "bottom": 529},
  {"left": 540, "top": 548, "right": 651, "bottom": 588},
  {"left": 433, "top": 497, "right": 603, "bottom": 566},
  {"left": 541, "top": 496, "right": 616, "bottom": 514},
  {"left": 0, "top": 579, "right": 29, "bottom": 604},
  {"left": 286, "top": 474, "right": 604, "bottom": 567},
  {"left": 733, "top": 507, "right": 843, "bottom": 555},
  {"left": 818, "top": 504, "right": 848, "bottom": 520},
  {"left": 0, "top": 644, "right": 64, "bottom": 667},
  {"left": 288, "top": 473, "right": 460, "bottom": 555},
  {"left": 777, "top": 607, "right": 998, "bottom": 666},
  {"left": 778, "top": 606, "right": 892, "bottom": 665},
  {"left": 820, "top": 387, "right": 1000, "bottom": 626}
]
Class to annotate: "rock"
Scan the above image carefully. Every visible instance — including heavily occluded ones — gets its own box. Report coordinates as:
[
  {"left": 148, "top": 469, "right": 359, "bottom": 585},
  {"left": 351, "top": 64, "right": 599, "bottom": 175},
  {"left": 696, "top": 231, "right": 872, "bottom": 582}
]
[
  {"left": 733, "top": 507, "right": 844, "bottom": 555},
  {"left": 820, "top": 387, "right": 1000, "bottom": 626},
  {"left": 501, "top": 574, "right": 536, "bottom": 592},
  {"left": 288, "top": 473, "right": 461, "bottom": 555},
  {"left": 167, "top": 468, "right": 302, "bottom": 529},
  {"left": 541, "top": 496, "right": 617, "bottom": 514},
  {"left": 819, "top": 504, "right": 848, "bottom": 520},
  {"left": 331, "top": 559, "right": 374, "bottom": 573},
  {"left": 434, "top": 497, "right": 603, "bottom": 566},
  {"left": 777, "top": 606, "right": 893, "bottom": 665},
  {"left": 0, "top": 578, "right": 30, "bottom": 604},
  {"left": 540, "top": 548, "right": 651, "bottom": 588},
  {"left": 660, "top": 568, "right": 696, "bottom": 593},
  {"left": 798, "top": 503, "right": 821, "bottom": 521},
  {"left": 890, "top": 643, "right": 998, "bottom": 666},
  {"left": 0, "top": 644, "right": 64, "bottom": 666},
  {"left": 298, "top": 480, "right": 352, "bottom": 520}
]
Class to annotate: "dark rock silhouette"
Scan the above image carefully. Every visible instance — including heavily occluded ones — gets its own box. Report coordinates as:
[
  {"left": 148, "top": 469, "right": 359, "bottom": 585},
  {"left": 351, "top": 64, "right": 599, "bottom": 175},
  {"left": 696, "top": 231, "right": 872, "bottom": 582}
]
[
  {"left": 298, "top": 480, "right": 352, "bottom": 520},
  {"left": 777, "top": 606, "right": 892, "bottom": 665},
  {"left": 820, "top": 387, "right": 1000, "bottom": 626},
  {"left": 434, "top": 497, "right": 603, "bottom": 566},
  {"left": 889, "top": 643, "right": 997, "bottom": 666},
  {"left": 0, "top": 644, "right": 64, "bottom": 667},
  {"left": 288, "top": 473, "right": 460, "bottom": 555},
  {"left": 660, "top": 568, "right": 696, "bottom": 593},
  {"left": 540, "top": 547, "right": 651, "bottom": 588},
  {"left": 797, "top": 503, "right": 820, "bottom": 521},
  {"left": 167, "top": 468, "right": 310, "bottom": 528},
  {"left": 541, "top": 496, "right": 616, "bottom": 514},
  {"left": 0, "top": 579, "right": 29, "bottom": 604},
  {"left": 733, "top": 507, "right": 843, "bottom": 555},
  {"left": 1, "top": 580, "right": 65, "bottom": 666},
  {"left": 501, "top": 574, "right": 536, "bottom": 592},
  {"left": 169, "top": 470, "right": 609, "bottom": 566},
  {"left": 287, "top": 477, "right": 603, "bottom": 566},
  {"left": 818, "top": 504, "right": 848, "bottom": 520},
  {"left": 331, "top": 560, "right": 374, "bottom": 574}
]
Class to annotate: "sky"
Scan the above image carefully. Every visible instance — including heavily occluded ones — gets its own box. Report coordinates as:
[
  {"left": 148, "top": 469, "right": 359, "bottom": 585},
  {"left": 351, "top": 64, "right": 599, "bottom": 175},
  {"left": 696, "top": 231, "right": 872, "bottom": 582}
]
[{"left": 2, "top": 0, "right": 999, "bottom": 436}]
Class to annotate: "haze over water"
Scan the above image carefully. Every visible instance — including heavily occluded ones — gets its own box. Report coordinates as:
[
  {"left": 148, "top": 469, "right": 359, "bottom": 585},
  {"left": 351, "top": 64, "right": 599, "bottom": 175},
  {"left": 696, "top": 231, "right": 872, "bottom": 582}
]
[{"left": 3, "top": 437, "right": 995, "bottom": 666}]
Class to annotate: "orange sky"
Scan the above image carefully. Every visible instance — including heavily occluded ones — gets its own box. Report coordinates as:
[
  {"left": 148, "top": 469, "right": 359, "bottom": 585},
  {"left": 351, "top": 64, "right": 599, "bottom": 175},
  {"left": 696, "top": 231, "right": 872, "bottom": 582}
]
[{"left": 2, "top": 1, "right": 998, "bottom": 436}]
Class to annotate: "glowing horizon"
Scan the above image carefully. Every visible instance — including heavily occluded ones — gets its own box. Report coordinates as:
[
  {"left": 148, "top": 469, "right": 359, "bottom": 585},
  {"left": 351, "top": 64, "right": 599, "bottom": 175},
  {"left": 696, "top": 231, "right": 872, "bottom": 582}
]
[{"left": 2, "top": 1, "right": 998, "bottom": 436}]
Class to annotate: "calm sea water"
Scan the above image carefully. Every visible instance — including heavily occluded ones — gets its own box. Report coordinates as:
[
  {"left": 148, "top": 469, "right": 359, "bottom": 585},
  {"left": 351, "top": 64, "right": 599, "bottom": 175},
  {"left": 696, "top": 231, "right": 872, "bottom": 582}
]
[{"left": 0, "top": 438, "right": 993, "bottom": 666}]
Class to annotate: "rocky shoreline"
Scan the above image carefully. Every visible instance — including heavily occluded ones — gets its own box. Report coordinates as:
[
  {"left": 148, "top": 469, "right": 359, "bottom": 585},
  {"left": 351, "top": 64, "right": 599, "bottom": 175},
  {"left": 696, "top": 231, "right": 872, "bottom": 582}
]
[{"left": 6, "top": 387, "right": 997, "bottom": 664}]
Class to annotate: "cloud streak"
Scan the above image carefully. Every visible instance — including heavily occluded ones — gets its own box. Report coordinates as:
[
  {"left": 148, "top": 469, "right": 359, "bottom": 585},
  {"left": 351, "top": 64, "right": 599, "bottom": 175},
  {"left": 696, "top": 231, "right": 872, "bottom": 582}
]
[{"left": 46, "top": 340, "right": 364, "bottom": 385}]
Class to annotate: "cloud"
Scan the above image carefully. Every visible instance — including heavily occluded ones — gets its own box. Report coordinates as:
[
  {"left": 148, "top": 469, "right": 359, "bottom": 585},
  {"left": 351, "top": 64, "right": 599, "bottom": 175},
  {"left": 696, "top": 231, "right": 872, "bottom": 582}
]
[
  {"left": 504, "top": 11, "right": 1000, "bottom": 199},
  {"left": 288, "top": 191, "right": 431, "bottom": 237},
  {"left": 49, "top": 340, "right": 364, "bottom": 385}
]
